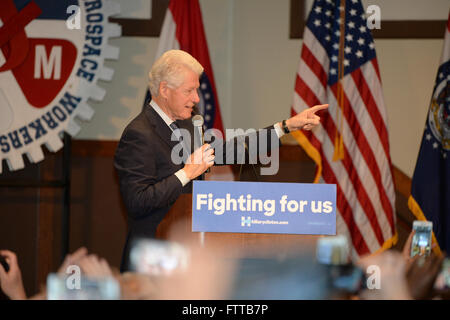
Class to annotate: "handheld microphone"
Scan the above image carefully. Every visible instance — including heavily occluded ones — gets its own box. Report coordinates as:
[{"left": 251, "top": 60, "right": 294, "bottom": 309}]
[
  {"left": 192, "top": 115, "right": 210, "bottom": 174},
  {"left": 192, "top": 115, "right": 204, "bottom": 150}
]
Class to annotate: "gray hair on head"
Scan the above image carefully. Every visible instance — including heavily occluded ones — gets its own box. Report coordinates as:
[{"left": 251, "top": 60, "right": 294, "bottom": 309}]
[{"left": 148, "top": 50, "right": 204, "bottom": 97}]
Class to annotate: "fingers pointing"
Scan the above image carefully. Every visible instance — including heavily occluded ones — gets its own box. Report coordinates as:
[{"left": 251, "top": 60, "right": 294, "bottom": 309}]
[{"left": 310, "top": 104, "right": 329, "bottom": 113}]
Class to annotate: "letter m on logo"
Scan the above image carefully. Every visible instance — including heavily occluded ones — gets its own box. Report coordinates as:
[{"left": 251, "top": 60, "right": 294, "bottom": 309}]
[
  {"left": 34, "top": 45, "right": 62, "bottom": 80},
  {"left": 241, "top": 216, "right": 251, "bottom": 227}
]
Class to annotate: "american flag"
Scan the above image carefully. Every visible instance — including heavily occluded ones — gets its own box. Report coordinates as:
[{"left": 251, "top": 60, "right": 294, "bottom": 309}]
[{"left": 291, "top": 0, "right": 396, "bottom": 257}]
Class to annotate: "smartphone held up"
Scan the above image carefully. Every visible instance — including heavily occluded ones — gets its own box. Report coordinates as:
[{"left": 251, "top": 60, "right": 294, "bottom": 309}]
[{"left": 410, "top": 220, "right": 433, "bottom": 258}]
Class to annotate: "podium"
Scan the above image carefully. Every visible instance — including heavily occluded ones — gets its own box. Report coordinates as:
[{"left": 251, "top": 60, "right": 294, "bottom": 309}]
[{"left": 155, "top": 194, "right": 320, "bottom": 257}]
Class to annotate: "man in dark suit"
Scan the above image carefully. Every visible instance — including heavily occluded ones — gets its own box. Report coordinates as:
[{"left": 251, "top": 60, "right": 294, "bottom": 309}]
[{"left": 114, "top": 50, "right": 327, "bottom": 271}]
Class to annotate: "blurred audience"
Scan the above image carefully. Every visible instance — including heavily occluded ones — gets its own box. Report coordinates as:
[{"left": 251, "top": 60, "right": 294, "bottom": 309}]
[
  {"left": 0, "top": 250, "right": 26, "bottom": 300},
  {"left": 357, "top": 250, "right": 412, "bottom": 300},
  {"left": 1, "top": 228, "right": 449, "bottom": 300}
]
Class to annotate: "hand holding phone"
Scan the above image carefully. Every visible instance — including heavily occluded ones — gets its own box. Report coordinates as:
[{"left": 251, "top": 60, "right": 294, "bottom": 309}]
[
  {"left": 130, "top": 239, "right": 190, "bottom": 276},
  {"left": 406, "top": 253, "right": 444, "bottom": 299},
  {"left": 410, "top": 221, "right": 433, "bottom": 258}
]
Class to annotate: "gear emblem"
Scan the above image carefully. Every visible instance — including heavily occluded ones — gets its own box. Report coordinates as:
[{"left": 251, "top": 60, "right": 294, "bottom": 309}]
[{"left": 0, "top": 0, "right": 121, "bottom": 172}]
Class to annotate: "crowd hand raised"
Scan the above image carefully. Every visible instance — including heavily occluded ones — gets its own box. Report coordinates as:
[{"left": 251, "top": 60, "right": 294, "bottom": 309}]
[
  {"left": 0, "top": 250, "right": 27, "bottom": 300},
  {"left": 357, "top": 250, "right": 412, "bottom": 300},
  {"left": 406, "top": 253, "right": 444, "bottom": 300},
  {"left": 285, "top": 104, "right": 329, "bottom": 131},
  {"left": 78, "top": 254, "right": 113, "bottom": 278},
  {"left": 402, "top": 230, "right": 415, "bottom": 260},
  {"left": 401, "top": 230, "right": 437, "bottom": 269},
  {"left": 57, "top": 247, "right": 88, "bottom": 275},
  {"left": 183, "top": 144, "right": 215, "bottom": 180}
]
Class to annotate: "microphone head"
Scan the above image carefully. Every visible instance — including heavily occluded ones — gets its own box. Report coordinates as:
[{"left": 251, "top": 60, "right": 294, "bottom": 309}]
[{"left": 192, "top": 115, "right": 204, "bottom": 127}]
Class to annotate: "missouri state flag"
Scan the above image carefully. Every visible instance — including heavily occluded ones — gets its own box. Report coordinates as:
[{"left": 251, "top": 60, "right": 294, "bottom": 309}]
[
  {"left": 146, "top": 0, "right": 224, "bottom": 134},
  {"left": 408, "top": 12, "right": 450, "bottom": 254}
]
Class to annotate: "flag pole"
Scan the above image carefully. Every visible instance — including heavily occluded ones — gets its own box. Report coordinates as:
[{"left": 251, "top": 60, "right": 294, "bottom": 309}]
[{"left": 333, "top": 0, "right": 346, "bottom": 161}]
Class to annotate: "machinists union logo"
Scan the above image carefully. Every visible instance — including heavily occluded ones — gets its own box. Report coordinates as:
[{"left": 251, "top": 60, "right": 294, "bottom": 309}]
[
  {"left": 0, "top": 0, "right": 121, "bottom": 172},
  {"left": 428, "top": 61, "right": 450, "bottom": 152}
]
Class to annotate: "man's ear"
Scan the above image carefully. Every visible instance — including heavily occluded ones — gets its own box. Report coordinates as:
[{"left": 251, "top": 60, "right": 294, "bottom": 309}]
[{"left": 159, "top": 81, "right": 170, "bottom": 100}]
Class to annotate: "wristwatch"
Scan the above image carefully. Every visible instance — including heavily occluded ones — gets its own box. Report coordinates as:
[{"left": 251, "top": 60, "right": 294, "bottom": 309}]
[{"left": 282, "top": 119, "right": 290, "bottom": 134}]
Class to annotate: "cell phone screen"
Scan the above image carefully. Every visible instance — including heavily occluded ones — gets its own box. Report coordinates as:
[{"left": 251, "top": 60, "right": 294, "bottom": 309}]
[{"left": 410, "top": 222, "right": 432, "bottom": 257}]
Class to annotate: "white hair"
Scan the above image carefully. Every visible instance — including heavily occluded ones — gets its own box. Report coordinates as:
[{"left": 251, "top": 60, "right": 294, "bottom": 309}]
[{"left": 148, "top": 50, "right": 204, "bottom": 97}]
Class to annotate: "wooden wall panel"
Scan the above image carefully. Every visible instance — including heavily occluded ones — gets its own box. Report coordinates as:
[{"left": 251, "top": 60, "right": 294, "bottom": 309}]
[
  {"left": 70, "top": 154, "right": 127, "bottom": 270},
  {"left": 289, "top": 0, "right": 447, "bottom": 39},
  {"left": 0, "top": 154, "right": 62, "bottom": 297},
  {"left": 0, "top": 186, "right": 39, "bottom": 298}
]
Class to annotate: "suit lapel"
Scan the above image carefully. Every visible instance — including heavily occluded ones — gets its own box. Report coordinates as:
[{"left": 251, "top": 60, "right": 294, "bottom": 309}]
[{"left": 144, "top": 104, "right": 179, "bottom": 150}]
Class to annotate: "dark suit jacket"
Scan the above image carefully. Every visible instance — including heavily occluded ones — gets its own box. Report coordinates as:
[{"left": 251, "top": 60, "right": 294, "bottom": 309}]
[{"left": 114, "top": 103, "right": 279, "bottom": 271}]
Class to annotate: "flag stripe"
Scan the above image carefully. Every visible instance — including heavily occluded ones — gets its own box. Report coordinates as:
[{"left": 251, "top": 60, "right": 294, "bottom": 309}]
[
  {"left": 335, "top": 209, "right": 360, "bottom": 259},
  {"left": 321, "top": 154, "right": 372, "bottom": 255},
  {"left": 301, "top": 45, "right": 328, "bottom": 89},
  {"left": 361, "top": 62, "right": 389, "bottom": 140},
  {"left": 303, "top": 27, "right": 330, "bottom": 72},
  {"left": 371, "top": 58, "right": 382, "bottom": 82},
  {"left": 297, "top": 61, "right": 327, "bottom": 104},
  {"left": 295, "top": 75, "right": 322, "bottom": 107},
  {"left": 155, "top": 10, "right": 180, "bottom": 59},
  {"left": 351, "top": 68, "right": 390, "bottom": 157}
]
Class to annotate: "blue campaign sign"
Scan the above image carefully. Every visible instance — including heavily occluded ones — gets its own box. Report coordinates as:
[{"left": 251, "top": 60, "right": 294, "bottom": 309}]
[{"left": 192, "top": 181, "right": 336, "bottom": 235}]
